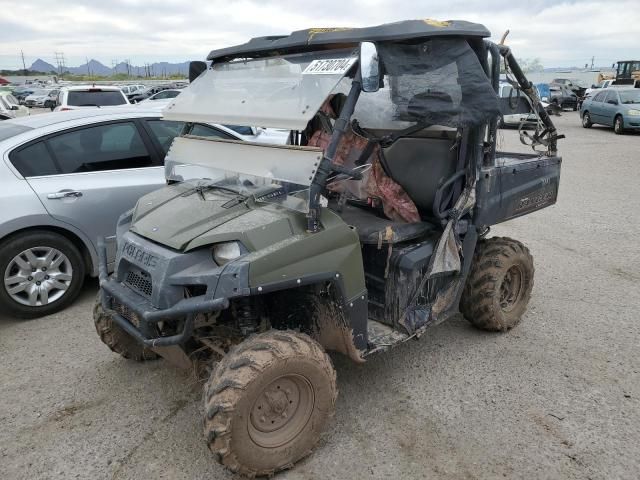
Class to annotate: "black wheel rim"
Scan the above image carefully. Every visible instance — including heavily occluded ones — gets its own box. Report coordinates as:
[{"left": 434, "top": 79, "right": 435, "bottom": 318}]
[{"left": 499, "top": 265, "right": 524, "bottom": 312}]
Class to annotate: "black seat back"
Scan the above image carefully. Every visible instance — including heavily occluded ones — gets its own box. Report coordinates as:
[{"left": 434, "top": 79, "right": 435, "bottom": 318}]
[{"left": 382, "top": 137, "right": 458, "bottom": 215}]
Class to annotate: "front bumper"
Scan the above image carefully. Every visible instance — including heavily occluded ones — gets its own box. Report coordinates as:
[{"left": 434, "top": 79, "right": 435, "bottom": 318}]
[
  {"left": 624, "top": 115, "right": 640, "bottom": 129},
  {"left": 98, "top": 237, "right": 230, "bottom": 347}
]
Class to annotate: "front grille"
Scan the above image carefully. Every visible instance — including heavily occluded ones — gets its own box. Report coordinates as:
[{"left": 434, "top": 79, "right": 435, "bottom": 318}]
[
  {"left": 112, "top": 299, "right": 141, "bottom": 327},
  {"left": 124, "top": 270, "right": 152, "bottom": 297},
  {"left": 26, "top": 100, "right": 35, "bottom": 106}
]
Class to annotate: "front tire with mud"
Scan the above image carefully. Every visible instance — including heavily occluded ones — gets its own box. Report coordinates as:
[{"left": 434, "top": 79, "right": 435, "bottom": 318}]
[
  {"left": 461, "top": 237, "right": 534, "bottom": 331},
  {"left": 204, "top": 330, "right": 337, "bottom": 477},
  {"left": 93, "top": 295, "right": 158, "bottom": 361}
]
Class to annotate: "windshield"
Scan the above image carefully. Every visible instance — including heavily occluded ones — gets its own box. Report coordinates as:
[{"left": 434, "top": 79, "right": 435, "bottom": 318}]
[
  {"left": 3, "top": 94, "right": 19, "bottom": 106},
  {"left": 31, "top": 89, "right": 48, "bottom": 96},
  {"left": 67, "top": 90, "right": 127, "bottom": 106},
  {"left": 619, "top": 90, "right": 640, "bottom": 104},
  {"left": 569, "top": 78, "right": 588, "bottom": 87},
  {"left": 163, "top": 48, "right": 357, "bottom": 130},
  {"left": 165, "top": 136, "right": 322, "bottom": 213}
]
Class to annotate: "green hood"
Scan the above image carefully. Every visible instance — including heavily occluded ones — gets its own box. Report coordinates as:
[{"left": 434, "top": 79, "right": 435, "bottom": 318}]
[{"left": 130, "top": 183, "right": 299, "bottom": 251}]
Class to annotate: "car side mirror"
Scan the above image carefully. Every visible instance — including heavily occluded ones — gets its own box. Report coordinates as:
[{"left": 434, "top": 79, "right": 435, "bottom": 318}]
[
  {"left": 10, "top": 105, "right": 18, "bottom": 110},
  {"left": 591, "top": 84, "right": 596, "bottom": 88},
  {"left": 360, "top": 42, "right": 380, "bottom": 93},
  {"left": 607, "top": 99, "right": 618, "bottom": 105},
  {"left": 189, "top": 61, "right": 207, "bottom": 83}
]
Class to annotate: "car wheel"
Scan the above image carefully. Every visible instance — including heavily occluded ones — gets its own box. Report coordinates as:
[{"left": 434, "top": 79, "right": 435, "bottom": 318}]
[
  {"left": 0, "top": 231, "right": 85, "bottom": 319},
  {"left": 614, "top": 115, "right": 625, "bottom": 135},
  {"left": 582, "top": 111, "right": 593, "bottom": 128}
]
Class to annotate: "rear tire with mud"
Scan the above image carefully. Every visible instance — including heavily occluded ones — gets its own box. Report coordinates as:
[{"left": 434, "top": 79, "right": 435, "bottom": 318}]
[
  {"left": 93, "top": 295, "right": 159, "bottom": 361},
  {"left": 203, "top": 330, "right": 337, "bottom": 477},
  {"left": 461, "top": 237, "right": 534, "bottom": 331}
]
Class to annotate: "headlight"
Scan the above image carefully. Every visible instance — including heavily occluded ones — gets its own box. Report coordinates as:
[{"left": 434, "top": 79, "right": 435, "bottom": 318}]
[
  {"left": 541, "top": 96, "right": 548, "bottom": 102},
  {"left": 212, "top": 241, "right": 242, "bottom": 265},
  {"left": 627, "top": 109, "right": 640, "bottom": 116}
]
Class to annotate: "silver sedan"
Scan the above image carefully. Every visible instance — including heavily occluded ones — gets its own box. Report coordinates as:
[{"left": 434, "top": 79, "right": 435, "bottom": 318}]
[{"left": 0, "top": 108, "right": 246, "bottom": 318}]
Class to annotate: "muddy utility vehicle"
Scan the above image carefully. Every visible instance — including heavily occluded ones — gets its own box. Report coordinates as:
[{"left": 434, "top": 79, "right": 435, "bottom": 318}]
[{"left": 95, "top": 20, "right": 562, "bottom": 476}]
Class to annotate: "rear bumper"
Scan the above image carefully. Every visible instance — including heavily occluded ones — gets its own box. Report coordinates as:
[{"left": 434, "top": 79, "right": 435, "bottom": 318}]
[{"left": 98, "top": 239, "right": 229, "bottom": 347}]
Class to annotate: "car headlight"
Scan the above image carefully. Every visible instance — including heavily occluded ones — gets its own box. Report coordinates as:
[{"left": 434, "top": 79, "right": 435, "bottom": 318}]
[
  {"left": 212, "top": 241, "right": 242, "bottom": 265},
  {"left": 541, "top": 96, "right": 548, "bottom": 102},
  {"left": 627, "top": 109, "right": 640, "bottom": 116}
]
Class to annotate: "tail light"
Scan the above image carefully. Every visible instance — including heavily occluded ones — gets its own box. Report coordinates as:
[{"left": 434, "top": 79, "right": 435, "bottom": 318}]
[{"left": 60, "top": 107, "right": 72, "bottom": 111}]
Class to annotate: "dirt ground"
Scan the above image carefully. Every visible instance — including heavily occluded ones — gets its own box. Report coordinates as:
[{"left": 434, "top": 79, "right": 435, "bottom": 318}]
[{"left": 1, "top": 113, "right": 639, "bottom": 480}]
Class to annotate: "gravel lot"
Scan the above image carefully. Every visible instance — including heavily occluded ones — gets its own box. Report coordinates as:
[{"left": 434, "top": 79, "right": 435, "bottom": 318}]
[{"left": 1, "top": 113, "right": 638, "bottom": 480}]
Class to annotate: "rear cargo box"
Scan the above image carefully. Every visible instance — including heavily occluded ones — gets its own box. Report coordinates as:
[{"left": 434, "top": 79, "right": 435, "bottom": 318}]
[{"left": 474, "top": 152, "right": 561, "bottom": 227}]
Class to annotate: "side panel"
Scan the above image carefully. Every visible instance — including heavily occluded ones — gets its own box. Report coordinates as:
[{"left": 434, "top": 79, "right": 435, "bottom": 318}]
[{"left": 246, "top": 209, "right": 366, "bottom": 301}]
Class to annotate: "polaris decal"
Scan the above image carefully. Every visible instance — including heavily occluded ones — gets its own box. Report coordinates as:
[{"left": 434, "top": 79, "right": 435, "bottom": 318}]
[{"left": 122, "top": 242, "right": 159, "bottom": 269}]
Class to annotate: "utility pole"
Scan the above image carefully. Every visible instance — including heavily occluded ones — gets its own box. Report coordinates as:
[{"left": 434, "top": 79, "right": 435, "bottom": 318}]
[
  {"left": 20, "top": 50, "right": 27, "bottom": 73},
  {"left": 54, "top": 52, "right": 66, "bottom": 78},
  {"left": 86, "top": 57, "right": 90, "bottom": 76},
  {"left": 591, "top": 56, "right": 595, "bottom": 69}
]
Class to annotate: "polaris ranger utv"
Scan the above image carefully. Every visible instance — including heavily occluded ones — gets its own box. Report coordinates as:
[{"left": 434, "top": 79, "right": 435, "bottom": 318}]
[{"left": 94, "top": 19, "right": 562, "bottom": 476}]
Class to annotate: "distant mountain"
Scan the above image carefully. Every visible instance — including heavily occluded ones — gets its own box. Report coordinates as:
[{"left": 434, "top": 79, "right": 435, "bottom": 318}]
[
  {"left": 70, "top": 59, "right": 112, "bottom": 76},
  {"left": 28, "top": 57, "right": 190, "bottom": 77},
  {"left": 29, "top": 59, "right": 57, "bottom": 73}
]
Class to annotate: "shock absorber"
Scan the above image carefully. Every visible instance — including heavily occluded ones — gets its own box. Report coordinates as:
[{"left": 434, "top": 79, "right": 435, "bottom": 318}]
[{"left": 235, "top": 297, "right": 260, "bottom": 335}]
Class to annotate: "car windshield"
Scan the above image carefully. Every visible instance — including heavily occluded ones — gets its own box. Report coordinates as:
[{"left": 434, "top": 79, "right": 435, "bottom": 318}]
[
  {"left": 5, "top": 94, "right": 19, "bottom": 105},
  {"left": 67, "top": 90, "right": 127, "bottom": 106},
  {"left": 569, "top": 79, "right": 588, "bottom": 87},
  {"left": 619, "top": 90, "right": 640, "bottom": 104},
  {"left": 0, "top": 123, "right": 33, "bottom": 142},
  {"left": 32, "top": 89, "right": 48, "bottom": 95}
]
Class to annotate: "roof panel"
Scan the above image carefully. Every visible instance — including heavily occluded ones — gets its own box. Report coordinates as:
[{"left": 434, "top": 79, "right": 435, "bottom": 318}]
[{"left": 208, "top": 19, "right": 490, "bottom": 62}]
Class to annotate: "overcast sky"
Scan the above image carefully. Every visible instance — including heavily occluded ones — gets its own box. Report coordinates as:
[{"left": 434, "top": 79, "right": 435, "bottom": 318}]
[{"left": 1, "top": 0, "right": 638, "bottom": 70}]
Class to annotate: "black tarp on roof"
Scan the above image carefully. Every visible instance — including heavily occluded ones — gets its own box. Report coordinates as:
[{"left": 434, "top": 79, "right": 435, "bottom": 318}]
[{"left": 207, "top": 19, "right": 490, "bottom": 62}]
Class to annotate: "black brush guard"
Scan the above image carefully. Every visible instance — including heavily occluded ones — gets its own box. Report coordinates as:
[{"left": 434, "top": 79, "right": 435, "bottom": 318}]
[{"left": 97, "top": 238, "right": 229, "bottom": 347}]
